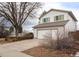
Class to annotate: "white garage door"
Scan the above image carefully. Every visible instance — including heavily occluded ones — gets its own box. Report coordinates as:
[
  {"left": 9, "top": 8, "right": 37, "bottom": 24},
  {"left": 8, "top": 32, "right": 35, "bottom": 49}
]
[
  {"left": 52, "top": 30, "right": 57, "bottom": 40},
  {"left": 37, "top": 30, "right": 57, "bottom": 40}
]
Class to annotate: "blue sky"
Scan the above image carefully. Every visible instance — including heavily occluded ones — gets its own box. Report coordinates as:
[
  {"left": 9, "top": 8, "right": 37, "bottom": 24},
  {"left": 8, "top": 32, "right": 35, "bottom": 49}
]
[
  {"left": 61, "top": 2, "right": 79, "bottom": 8},
  {"left": 23, "top": 2, "right": 79, "bottom": 31},
  {"left": 43, "top": 2, "right": 79, "bottom": 10}
]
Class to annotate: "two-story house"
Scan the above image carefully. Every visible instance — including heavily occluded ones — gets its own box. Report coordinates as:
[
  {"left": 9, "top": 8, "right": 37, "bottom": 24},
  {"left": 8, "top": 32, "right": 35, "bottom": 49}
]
[{"left": 33, "top": 9, "right": 77, "bottom": 40}]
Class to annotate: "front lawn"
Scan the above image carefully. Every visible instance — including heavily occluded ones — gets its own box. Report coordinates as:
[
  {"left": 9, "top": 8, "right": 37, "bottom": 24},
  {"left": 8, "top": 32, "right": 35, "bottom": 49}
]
[
  {"left": 22, "top": 46, "right": 79, "bottom": 57},
  {"left": 0, "top": 37, "right": 32, "bottom": 44},
  {"left": 0, "top": 32, "right": 34, "bottom": 44},
  {"left": 0, "top": 38, "right": 11, "bottom": 44}
]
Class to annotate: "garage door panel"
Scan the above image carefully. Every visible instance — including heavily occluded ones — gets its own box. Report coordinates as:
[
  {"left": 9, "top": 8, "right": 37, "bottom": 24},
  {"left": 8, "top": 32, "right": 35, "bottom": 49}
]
[
  {"left": 52, "top": 30, "right": 57, "bottom": 40},
  {"left": 38, "top": 30, "right": 57, "bottom": 40},
  {"left": 38, "top": 30, "right": 52, "bottom": 39}
]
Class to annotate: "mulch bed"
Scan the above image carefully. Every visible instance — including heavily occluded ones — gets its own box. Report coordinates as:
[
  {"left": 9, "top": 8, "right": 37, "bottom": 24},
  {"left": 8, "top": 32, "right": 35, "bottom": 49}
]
[{"left": 22, "top": 46, "right": 79, "bottom": 57}]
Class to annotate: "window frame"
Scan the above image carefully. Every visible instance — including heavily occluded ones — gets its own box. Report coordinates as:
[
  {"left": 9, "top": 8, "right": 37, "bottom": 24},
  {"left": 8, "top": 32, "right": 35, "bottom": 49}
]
[
  {"left": 42, "top": 17, "right": 50, "bottom": 23},
  {"left": 54, "top": 15, "right": 64, "bottom": 21}
]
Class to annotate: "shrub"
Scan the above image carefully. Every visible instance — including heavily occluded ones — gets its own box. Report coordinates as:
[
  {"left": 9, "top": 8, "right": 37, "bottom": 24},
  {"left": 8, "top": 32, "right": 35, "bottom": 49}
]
[
  {"left": 40, "top": 33, "right": 74, "bottom": 50},
  {"left": 22, "top": 32, "right": 34, "bottom": 39},
  {"left": 0, "top": 30, "right": 10, "bottom": 38},
  {"left": 40, "top": 33, "right": 57, "bottom": 49},
  {"left": 57, "top": 37, "right": 73, "bottom": 50}
]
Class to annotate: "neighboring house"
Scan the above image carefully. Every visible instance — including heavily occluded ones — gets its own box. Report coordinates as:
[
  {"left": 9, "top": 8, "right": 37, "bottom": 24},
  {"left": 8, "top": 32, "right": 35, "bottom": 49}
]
[{"left": 33, "top": 9, "right": 77, "bottom": 40}]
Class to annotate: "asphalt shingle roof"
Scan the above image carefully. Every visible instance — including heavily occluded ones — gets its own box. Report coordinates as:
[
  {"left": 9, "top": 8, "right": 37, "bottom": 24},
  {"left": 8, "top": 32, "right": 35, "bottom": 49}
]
[{"left": 33, "top": 20, "right": 69, "bottom": 28}]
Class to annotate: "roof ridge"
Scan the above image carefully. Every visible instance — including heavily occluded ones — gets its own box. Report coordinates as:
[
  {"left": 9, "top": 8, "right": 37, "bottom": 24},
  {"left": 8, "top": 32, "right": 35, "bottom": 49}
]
[{"left": 51, "top": 8, "right": 71, "bottom": 12}]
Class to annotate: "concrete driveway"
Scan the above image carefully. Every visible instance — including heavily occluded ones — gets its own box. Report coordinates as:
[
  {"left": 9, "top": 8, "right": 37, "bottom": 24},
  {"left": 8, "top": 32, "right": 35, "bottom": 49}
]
[{"left": 0, "top": 39, "right": 40, "bottom": 57}]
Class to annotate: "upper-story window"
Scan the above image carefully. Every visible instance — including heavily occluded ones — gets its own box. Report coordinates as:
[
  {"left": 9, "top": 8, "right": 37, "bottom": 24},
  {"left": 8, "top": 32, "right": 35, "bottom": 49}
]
[
  {"left": 54, "top": 15, "right": 64, "bottom": 21},
  {"left": 42, "top": 17, "right": 50, "bottom": 23}
]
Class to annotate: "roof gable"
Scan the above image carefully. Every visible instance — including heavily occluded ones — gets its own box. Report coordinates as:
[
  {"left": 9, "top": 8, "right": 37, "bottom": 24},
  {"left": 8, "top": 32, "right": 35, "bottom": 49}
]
[{"left": 39, "top": 9, "right": 77, "bottom": 21}]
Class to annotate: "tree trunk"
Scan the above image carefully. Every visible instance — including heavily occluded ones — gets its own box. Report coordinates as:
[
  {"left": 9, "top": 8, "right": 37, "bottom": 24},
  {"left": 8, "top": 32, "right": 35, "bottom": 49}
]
[
  {"left": 18, "top": 26, "right": 22, "bottom": 33},
  {"left": 15, "top": 28, "right": 18, "bottom": 40},
  {"left": 15, "top": 26, "right": 23, "bottom": 40}
]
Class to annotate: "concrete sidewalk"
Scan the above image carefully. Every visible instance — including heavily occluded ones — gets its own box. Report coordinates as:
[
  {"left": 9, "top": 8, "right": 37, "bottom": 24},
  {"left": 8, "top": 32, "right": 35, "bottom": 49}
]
[
  {"left": 0, "top": 47, "right": 30, "bottom": 57},
  {"left": 0, "top": 39, "right": 40, "bottom": 57}
]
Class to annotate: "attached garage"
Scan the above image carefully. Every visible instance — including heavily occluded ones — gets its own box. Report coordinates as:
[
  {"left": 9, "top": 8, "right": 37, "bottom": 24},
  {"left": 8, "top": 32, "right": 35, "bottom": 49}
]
[{"left": 33, "top": 21, "right": 68, "bottom": 40}]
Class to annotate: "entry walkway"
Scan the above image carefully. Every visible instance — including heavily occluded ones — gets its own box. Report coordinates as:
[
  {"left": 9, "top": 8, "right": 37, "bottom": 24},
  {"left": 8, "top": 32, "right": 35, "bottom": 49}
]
[{"left": 0, "top": 39, "right": 40, "bottom": 57}]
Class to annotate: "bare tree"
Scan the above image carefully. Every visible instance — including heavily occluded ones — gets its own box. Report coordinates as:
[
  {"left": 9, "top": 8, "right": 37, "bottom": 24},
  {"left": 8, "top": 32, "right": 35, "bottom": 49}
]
[
  {"left": 0, "top": 2, "right": 42, "bottom": 39},
  {"left": 40, "top": 31, "right": 74, "bottom": 50}
]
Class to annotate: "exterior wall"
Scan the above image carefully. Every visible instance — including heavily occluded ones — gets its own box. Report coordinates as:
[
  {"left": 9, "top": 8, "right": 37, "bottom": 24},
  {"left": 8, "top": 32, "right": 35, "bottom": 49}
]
[
  {"left": 57, "top": 26, "right": 65, "bottom": 39},
  {"left": 34, "top": 10, "right": 77, "bottom": 39},
  {"left": 65, "top": 14, "right": 77, "bottom": 37},
  {"left": 40, "top": 11, "right": 69, "bottom": 23},
  {"left": 39, "top": 10, "right": 77, "bottom": 37},
  {"left": 33, "top": 29, "right": 38, "bottom": 39}
]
